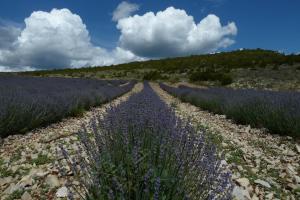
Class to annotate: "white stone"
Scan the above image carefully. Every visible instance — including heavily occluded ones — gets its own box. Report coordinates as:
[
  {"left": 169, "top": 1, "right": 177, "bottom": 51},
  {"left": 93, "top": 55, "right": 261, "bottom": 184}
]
[
  {"left": 296, "top": 144, "right": 300, "bottom": 153},
  {"left": 286, "top": 164, "right": 297, "bottom": 176},
  {"left": 29, "top": 168, "right": 48, "bottom": 178},
  {"left": 36, "top": 171, "right": 49, "bottom": 177},
  {"left": 31, "top": 153, "right": 38, "bottom": 160},
  {"left": 254, "top": 179, "right": 271, "bottom": 188},
  {"left": 245, "top": 125, "right": 251, "bottom": 133},
  {"left": 265, "top": 192, "right": 274, "bottom": 200},
  {"left": 264, "top": 158, "right": 275, "bottom": 165},
  {"left": 31, "top": 184, "right": 38, "bottom": 190},
  {"left": 287, "top": 183, "right": 299, "bottom": 190},
  {"left": 72, "top": 180, "right": 80, "bottom": 185},
  {"left": 232, "top": 186, "right": 251, "bottom": 200},
  {"left": 251, "top": 168, "right": 259, "bottom": 174},
  {"left": 11, "top": 166, "right": 19, "bottom": 172},
  {"left": 237, "top": 165, "right": 244, "bottom": 171},
  {"left": 18, "top": 175, "right": 33, "bottom": 187},
  {"left": 284, "top": 149, "right": 296, "bottom": 156},
  {"left": 222, "top": 142, "right": 228, "bottom": 147},
  {"left": 220, "top": 160, "right": 227, "bottom": 166},
  {"left": 236, "top": 177, "right": 250, "bottom": 188},
  {"left": 251, "top": 194, "right": 259, "bottom": 200},
  {"left": 21, "top": 191, "right": 32, "bottom": 200},
  {"left": 45, "top": 175, "right": 60, "bottom": 188},
  {"left": 294, "top": 175, "right": 300, "bottom": 184},
  {"left": 0, "top": 176, "right": 13, "bottom": 186},
  {"left": 56, "top": 186, "right": 69, "bottom": 198}
]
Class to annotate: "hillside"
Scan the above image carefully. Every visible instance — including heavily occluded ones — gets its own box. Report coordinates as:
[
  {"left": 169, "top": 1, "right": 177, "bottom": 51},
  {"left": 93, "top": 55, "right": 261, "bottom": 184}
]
[{"left": 19, "top": 49, "right": 300, "bottom": 90}]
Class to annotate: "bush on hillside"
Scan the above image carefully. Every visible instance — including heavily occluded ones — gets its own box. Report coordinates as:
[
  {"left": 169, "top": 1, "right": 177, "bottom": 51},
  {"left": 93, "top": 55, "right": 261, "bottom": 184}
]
[
  {"left": 189, "top": 70, "right": 233, "bottom": 85},
  {"left": 143, "top": 71, "right": 166, "bottom": 80}
]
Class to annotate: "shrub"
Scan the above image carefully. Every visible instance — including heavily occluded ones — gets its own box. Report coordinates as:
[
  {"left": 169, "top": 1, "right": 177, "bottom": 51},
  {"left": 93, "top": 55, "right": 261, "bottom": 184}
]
[
  {"left": 189, "top": 70, "right": 233, "bottom": 85},
  {"left": 189, "top": 70, "right": 216, "bottom": 82},
  {"left": 272, "top": 64, "right": 279, "bottom": 70},
  {"left": 60, "top": 82, "right": 233, "bottom": 199},
  {"left": 143, "top": 71, "right": 165, "bottom": 80},
  {"left": 220, "top": 73, "right": 233, "bottom": 85}
]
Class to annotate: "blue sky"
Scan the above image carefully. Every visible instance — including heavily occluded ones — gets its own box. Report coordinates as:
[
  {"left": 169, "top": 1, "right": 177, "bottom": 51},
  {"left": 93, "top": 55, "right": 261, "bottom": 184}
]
[{"left": 0, "top": 0, "right": 299, "bottom": 71}]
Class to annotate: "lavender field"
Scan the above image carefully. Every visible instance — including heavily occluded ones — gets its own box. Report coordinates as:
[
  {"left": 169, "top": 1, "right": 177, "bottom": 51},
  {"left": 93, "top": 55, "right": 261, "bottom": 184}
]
[
  {"left": 1, "top": 80, "right": 299, "bottom": 199},
  {"left": 160, "top": 83, "right": 300, "bottom": 138},
  {"left": 0, "top": 76, "right": 135, "bottom": 138},
  {"left": 61, "top": 82, "right": 233, "bottom": 199}
]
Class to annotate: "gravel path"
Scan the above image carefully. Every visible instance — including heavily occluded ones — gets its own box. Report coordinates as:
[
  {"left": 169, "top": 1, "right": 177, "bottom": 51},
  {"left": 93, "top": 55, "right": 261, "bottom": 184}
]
[
  {"left": 0, "top": 83, "right": 143, "bottom": 200},
  {"left": 151, "top": 83, "right": 300, "bottom": 200}
]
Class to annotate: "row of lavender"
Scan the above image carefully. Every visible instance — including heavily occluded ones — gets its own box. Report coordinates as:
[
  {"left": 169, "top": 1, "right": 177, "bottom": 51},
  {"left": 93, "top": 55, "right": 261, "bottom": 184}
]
[
  {"left": 160, "top": 83, "right": 300, "bottom": 138},
  {"left": 61, "top": 82, "right": 233, "bottom": 199},
  {"left": 0, "top": 76, "right": 135, "bottom": 138}
]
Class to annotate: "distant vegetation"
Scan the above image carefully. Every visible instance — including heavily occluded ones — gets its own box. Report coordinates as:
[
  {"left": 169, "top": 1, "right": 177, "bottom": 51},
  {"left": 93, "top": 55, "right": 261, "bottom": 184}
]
[
  {"left": 17, "top": 49, "right": 300, "bottom": 90},
  {"left": 20, "top": 49, "right": 300, "bottom": 75},
  {"left": 189, "top": 69, "right": 233, "bottom": 85},
  {"left": 0, "top": 76, "right": 134, "bottom": 138},
  {"left": 160, "top": 83, "right": 300, "bottom": 138}
]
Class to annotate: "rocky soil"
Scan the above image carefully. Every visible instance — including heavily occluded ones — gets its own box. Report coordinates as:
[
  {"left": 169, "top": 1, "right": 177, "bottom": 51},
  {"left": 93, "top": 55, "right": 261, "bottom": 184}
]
[
  {"left": 0, "top": 83, "right": 143, "bottom": 200},
  {"left": 1, "top": 82, "right": 300, "bottom": 200},
  {"left": 151, "top": 83, "right": 300, "bottom": 200}
]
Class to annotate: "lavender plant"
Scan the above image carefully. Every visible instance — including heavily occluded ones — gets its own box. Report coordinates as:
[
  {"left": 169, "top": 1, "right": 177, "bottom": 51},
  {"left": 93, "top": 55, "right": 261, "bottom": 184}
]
[
  {"left": 0, "top": 76, "right": 135, "bottom": 138},
  {"left": 160, "top": 83, "right": 300, "bottom": 138},
  {"left": 61, "top": 82, "right": 233, "bottom": 200}
]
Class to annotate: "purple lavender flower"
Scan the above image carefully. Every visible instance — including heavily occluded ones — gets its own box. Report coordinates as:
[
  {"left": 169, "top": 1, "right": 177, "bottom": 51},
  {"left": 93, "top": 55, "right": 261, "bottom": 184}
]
[
  {"left": 160, "top": 83, "right": 300, "bottom": 138},
  {"left": 0, "top": 76, "right": 135, "bottom": 138},
  {"left": 60, "top": 82, "right": 234, "bottom": 199},
  {"left": 154, "top": 177, "right": 160, "bottom": 200}
]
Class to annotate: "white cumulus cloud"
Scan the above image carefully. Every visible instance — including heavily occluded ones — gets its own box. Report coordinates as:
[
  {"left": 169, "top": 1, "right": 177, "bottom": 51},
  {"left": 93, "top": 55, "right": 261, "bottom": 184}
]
[
  {"left": 112, "top": 1, "right": 139, "bottom": 22},
  {"left": 117, "top": 7, "right": 237, "bottom": 58},
  {"left": 0, "top": 8, "right": 140, "bottom": 71},
  {"left": 0, "top": 5, "right": 238, "bottom": 72}
]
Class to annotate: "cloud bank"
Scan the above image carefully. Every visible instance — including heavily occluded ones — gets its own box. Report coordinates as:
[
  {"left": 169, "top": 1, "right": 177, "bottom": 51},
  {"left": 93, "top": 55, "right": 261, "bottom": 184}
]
[
  {"left": 0, "top": 8, "right": 140, "bottom": 71},
  {"left": 0, "top": 2, "right": 237, "bottom": 71}
]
